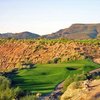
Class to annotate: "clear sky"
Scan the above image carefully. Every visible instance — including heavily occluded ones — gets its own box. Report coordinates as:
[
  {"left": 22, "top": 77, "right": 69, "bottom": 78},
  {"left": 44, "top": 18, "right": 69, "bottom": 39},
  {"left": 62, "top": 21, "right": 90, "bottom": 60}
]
[{"left": 0, "top": 0, "right": 100, "bottom": 35}]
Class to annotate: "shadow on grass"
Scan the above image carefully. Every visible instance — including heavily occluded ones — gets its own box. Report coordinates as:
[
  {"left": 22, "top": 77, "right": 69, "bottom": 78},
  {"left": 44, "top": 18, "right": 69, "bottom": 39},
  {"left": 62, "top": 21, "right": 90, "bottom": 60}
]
[{"left": 66, "top": 67, "right": 78, "bottom": 71}]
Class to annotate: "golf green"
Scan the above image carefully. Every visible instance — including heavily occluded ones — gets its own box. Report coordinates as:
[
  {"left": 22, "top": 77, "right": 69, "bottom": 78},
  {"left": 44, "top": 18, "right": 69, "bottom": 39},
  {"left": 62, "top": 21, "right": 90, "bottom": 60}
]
[{"left": 9, "top": 59, "right": 99, "bottom": 94}]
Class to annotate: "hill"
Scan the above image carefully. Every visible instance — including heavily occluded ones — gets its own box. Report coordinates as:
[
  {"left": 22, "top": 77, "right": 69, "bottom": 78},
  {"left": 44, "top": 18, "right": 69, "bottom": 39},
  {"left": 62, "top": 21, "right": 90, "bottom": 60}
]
[
  {"left": 0, "top": 31, "right": 40, "bottom": 39},
  {"left": 43, "top": 24, "right": 100, "bottom": 39},
  {"left": 0, "top": 24, "right": 100, "bottom": 39},
  {"left": 0, "top": 39, "right": 100, "bottom": 71}
]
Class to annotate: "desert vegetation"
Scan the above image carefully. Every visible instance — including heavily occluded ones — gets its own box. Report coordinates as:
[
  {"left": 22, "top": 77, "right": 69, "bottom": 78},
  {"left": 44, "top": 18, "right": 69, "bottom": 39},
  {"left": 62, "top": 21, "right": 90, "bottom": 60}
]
[
  {"left": 0, "top": 75, "right": 21, "bottom": 100},
  {"left": 0, "top": 38, "right": 100, "bottom": 72}
]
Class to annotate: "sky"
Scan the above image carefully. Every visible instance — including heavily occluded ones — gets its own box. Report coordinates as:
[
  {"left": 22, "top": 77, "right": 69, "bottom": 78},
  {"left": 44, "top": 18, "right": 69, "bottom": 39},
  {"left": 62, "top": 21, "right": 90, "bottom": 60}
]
[{"left": 0, "top": 0, "right": 100, "bottom": 35}]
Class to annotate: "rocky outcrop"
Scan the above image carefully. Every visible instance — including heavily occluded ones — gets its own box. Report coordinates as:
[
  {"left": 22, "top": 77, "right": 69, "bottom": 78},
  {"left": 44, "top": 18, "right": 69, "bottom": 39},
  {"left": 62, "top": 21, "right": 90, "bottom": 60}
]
[
  {"left": 61, "top": 80, "right": 100, "bottom": 100},
  {"left": 94, "top": 58, "right": 100, "bottom": 64}
]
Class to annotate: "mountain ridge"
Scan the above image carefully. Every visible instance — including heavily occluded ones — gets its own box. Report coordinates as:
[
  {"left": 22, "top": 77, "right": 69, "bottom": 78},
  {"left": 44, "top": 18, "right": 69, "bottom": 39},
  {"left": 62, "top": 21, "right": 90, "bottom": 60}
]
[
  {"left": 0, "top": 23, "right": 100, "bottom": 39},
  {"left": 0, "top": 31, "right": 40, "bottom": 39},
  {"left": 43, "top": 23, "right": 100, "bottom": 39}
]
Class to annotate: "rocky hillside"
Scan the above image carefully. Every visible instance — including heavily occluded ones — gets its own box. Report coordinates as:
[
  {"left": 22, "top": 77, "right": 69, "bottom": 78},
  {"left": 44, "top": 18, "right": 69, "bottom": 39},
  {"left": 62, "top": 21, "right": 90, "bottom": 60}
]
[
  {"left": 0, "top": 39, "right": 100, "bottom": 71},
  {"left": 0, "top": 31, "right": 40, "bottom": 39},
  {"left": 61, "top": 79, "right": 100, "bottom": 100},
  {"left": 43, "top": 24, "right": 100, "bottom": 39}
]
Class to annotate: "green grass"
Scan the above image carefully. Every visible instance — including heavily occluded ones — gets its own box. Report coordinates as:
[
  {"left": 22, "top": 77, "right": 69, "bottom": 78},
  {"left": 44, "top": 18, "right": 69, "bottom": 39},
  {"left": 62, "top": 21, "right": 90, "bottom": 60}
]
[{"left": 9, "top": 59, "right": 100, "bottom": 95}]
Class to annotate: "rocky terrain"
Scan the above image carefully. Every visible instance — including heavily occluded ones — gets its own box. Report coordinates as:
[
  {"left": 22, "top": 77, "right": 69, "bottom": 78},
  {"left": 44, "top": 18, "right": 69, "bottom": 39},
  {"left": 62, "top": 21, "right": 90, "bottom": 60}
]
[
  {"left": 0, "top": 39, "right": 100, "bottom": 71},
  {"left": 61, "top": 79, "right": 100, "bottom": 100}
]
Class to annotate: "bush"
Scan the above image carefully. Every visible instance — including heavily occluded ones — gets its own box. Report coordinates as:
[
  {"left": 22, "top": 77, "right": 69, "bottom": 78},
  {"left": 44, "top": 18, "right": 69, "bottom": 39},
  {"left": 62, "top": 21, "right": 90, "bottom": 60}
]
[
  {"left": 0, "top": 75, "right": 22, "bottom": 100},
  {"left": 0, "top": 76, "right": 11, "bottom": 90},
  {"left": 63, "top": 76, "right": 74, "bottom": 92},
  {"left": 95, "top": 76, "right": 100, "bottom": 79},
  {"left": 47, "top": 58, "right": 61, "bottom": 64},
  {"left": 20, "top": 95, "right": 37, "bottom": 100},
  {"left": 69, "top": 81, "right": 83, "bottom": 89},
  {"left": 52, "top": 57, "right": 61, "bottom": 64}
]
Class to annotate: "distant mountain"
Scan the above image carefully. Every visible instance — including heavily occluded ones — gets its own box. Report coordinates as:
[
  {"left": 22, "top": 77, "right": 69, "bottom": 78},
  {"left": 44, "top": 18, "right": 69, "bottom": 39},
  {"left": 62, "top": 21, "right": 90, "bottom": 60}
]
[
  {"left": 0, "top": 33, "right": 13, "bottom": 38},
  {"left": 1, "top": 24, "right": 100, "bottom": 39},
  {"left": 43, "top": 24, "right": 100, "bottom": 39},
  {"left": 0, "top": 31, "right": 40, "bottom": 39}
]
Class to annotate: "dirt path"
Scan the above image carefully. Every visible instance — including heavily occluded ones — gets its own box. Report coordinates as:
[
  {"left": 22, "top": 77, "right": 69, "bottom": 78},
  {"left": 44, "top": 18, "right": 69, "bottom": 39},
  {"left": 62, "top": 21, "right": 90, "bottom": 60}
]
[{"left": 89, "top": 68, "right": 100, "bottom": 74}]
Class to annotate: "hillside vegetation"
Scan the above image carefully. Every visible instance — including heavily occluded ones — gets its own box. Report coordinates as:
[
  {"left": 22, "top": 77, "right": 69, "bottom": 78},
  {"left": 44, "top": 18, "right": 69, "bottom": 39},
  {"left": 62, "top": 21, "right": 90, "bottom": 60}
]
[
  {"left": 0, "top": 75, "right": 21, "bottom": 100},
  {"left": 0, "top": 38, "right": 100, "bottom": 71}
]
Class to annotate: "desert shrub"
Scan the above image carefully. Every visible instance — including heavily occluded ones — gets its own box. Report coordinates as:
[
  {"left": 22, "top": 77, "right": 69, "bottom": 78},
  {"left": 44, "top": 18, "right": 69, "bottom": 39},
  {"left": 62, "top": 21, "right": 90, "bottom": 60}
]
[
  {"left": 0, "top": 87, "right": 21, "bottom": 100},
  {"left": 68, "top": 81, "right": 83, "bottom": 90},
  {"left": 91, "top": 73, "right": 100, "bottom": 79},
  {"left": 34, "top": 45, "right": 45, "bottom": 51},
  {"left": 72, "top": 81, "right": 82, "bottom": 89},
  {"left": 95, "top": 76, "right": 100, "bottom": 79},
  {"left": 0, "top": 75, "right": 22, "bottom": 100},
  {"left": 16, "top": 58, "right": 34, "bottom": 69},
  {"left": 47, "top": 58, "right": 61, "bottom": 64},
  {"left": 20, "top": 95, "right": 37, "bottom": 100},
  {"left": 16, "top": 62, "right": 23, "bottom": 69},
  {"left": 0, "top": 76, "right": 11, "bottom": 90},
  {"left": 63, "top": 76, "right": 74, "bottom": 92},
  {"left": 52, "top": 57, "right": 61, "bottom": 63},
  {"left": 47, "top": 60, "right": 52, "bottom": 64}
]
